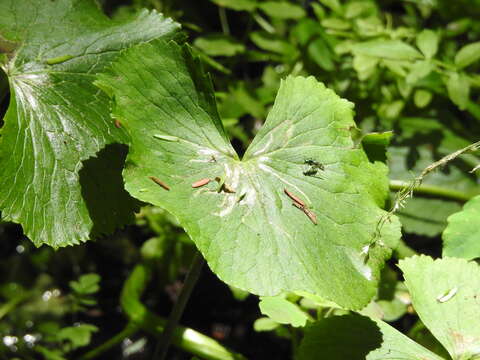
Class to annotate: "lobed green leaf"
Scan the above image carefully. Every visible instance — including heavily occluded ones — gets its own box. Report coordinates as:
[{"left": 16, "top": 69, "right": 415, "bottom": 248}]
[{"left": 96, "top": 40, "right": 400, "bottom": 309}]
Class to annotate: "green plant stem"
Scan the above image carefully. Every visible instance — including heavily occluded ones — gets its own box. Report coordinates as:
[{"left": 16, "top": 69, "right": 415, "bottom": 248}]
[
  {"left": 154, "top": 250, "right": 205, "bottom": 360},
  {"left": 218, "top": 7, "right": 230, "bottom": 35},
  {"left": 121, "top": 263, "right": 244, "bottom": 360},
  {"left": 389, "top": 179, "right": 475, "bottom": 203},
  {"left": 78, "top": 323, "right": 139, "bottom": 360}
]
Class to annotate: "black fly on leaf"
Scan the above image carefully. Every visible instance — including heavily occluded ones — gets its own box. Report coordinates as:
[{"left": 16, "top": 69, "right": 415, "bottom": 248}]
[{"left": 303, "top": 158, "right": 324, "bottom": 177}]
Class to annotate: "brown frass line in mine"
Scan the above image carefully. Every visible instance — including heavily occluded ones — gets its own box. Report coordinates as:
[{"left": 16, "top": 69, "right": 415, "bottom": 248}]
[
  {"left": 149, "top": 176, "right": 170, "bottom": 191},
  {"left": 303, "top": 207, "right": 318, "bottom": 225},
  {"left": 292, "top": 202, "right": 304, "bottom": 211},
  {"left": 292, "top": 202, "right": 318, "bottom": 225},
  {"left": 284, "top": 188, "right": 306, "bottom": 207},
  {"left": 192, "top": 178, "right": 211, "bottom": 188},
  {"left": 290, "top": 194, "right": 317, "bottom": 225}
]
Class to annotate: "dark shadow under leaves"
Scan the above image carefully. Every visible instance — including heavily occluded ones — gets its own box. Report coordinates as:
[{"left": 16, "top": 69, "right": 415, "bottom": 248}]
[
  {"left": 79, "top": 143, "right": 142, "bottom": 238},
  {"left": 298, "top": 314, "right": 383, "bottom": 360}
]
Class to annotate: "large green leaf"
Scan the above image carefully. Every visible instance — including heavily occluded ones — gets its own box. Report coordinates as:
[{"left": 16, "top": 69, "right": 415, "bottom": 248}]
[
  {"left": 443, "top": 195, "right": 480, "bottom": 260},
  {"left": 0, "top": 0, "right": 179, "bottom": 247},
  {"left": 399, "top": 256, "right": 480, "bottom": 360},
  {"left": 298, "top": 314, "right": 443, "bottom": 360},
  {"left": 96, "top": 40, "right": 400, "bottom": 309}
]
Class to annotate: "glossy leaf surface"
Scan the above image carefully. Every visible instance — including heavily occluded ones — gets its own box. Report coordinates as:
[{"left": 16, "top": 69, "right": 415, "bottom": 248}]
[
  {"left": 400, "top": 256, "right": 480, "bottom": 360},
  {"left": 0, "top": 0, "right": 179, "bottom": 247},
  {"left": 96, "top": 40, "right": 400, "bottom": 309}
]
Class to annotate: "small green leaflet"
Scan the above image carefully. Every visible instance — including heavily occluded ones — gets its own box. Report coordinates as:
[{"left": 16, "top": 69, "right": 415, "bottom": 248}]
[
  {"left": 446, "top": 72, "right": 470, "bottom": 110},
  {"left": 96, "top": 40, "right": 400, "bottom": 310},
  {"left": 455, "top": 41, "right": 480, "bottom": 69},
  {"left": 259, "top": 296, "right": 309, "bottom": 327},
  {"left": 352, "top": 40, "right": 423, "bottom": 61},
  {"left": 416, "top": 29, "right": 439, "bottom": 59}
]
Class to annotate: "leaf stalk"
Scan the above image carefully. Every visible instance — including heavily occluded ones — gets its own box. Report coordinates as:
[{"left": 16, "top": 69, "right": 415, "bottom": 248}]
[
  {"left": 120, "top": 263, "right": 246, "bottom": 360},
  {"left": 153, "top": 250, "right": 205, "bottom": 360}
]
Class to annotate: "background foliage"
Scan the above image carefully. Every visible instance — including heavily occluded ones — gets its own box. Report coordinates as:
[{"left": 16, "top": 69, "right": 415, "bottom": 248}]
[{"left": 1, "top": 0, "right": 479, "bottom": 359}]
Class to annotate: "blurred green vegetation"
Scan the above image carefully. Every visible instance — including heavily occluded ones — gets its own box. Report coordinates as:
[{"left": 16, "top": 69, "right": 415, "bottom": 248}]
[{"left": 1, "top": 0, "right": 479, "bottom": 359}]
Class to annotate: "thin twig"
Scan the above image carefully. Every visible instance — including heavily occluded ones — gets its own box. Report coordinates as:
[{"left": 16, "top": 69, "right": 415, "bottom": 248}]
[
  {"left": 375, "top": 141, "right": 480, "bottom": 240},
  {"left": 388, "top": 180, "right": 474, "bottom": 203},
  {"left": 391, "top": 141, "right": 480, "bottom": 213}
]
